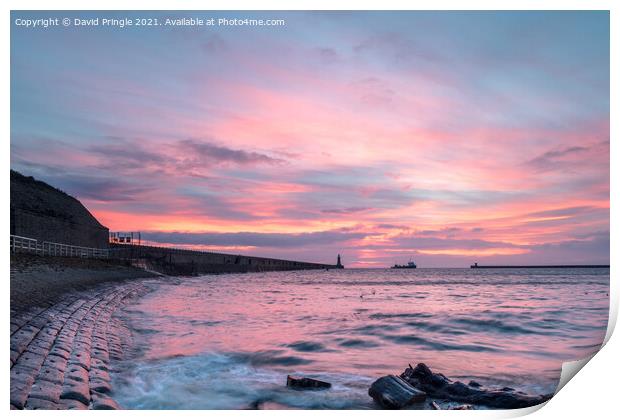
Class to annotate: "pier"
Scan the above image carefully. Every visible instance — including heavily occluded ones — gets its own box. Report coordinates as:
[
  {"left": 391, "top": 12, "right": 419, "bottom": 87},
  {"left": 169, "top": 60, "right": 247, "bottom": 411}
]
[
  {"left": 470, "top": 263, "right": 609, "bottom": 269},
  {"left": 110, "top": 243, "right": 339, "bottom": 275}
]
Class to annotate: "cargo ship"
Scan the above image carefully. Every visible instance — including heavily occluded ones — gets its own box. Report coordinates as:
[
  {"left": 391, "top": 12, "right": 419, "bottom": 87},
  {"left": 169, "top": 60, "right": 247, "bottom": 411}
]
[{"left": 392, "top": 260, "right": 417, "bottom": 269}]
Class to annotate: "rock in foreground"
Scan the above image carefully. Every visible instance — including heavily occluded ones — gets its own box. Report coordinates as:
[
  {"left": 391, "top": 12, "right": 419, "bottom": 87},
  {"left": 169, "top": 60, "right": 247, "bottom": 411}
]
[
  {"left": 286, "top": 375, "right": 331, "bottom": 390},
  {"left": 400, "top": 363, "right": 552, "bottom": 409},
  {"left": 369, "top": 374, "right": 427, "bottom": 409}
]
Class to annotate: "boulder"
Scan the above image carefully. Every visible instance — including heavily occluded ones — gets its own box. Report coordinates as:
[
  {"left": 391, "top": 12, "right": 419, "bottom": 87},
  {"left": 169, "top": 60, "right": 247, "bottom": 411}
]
[
  {"left": 400, "top": 363, "right": 552, "bottom": 409},
  {"left": 369, "top": 374, "right": 426, "bottom": 409},
  {"left": 286, "top": 375, "right": 331, "bottom": 390}
]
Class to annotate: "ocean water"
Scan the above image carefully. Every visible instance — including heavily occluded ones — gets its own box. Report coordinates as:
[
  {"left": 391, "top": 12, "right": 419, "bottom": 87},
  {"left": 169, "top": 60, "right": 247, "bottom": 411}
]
[{"left": 110, "top": 268, "right": 609, "bottom": 409}]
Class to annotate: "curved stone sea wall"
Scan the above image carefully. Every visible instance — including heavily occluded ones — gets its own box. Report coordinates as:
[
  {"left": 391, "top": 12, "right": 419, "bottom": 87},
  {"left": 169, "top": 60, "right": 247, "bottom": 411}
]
[{"left": 10, "top": 281, "right": 150, "bottom": 410}]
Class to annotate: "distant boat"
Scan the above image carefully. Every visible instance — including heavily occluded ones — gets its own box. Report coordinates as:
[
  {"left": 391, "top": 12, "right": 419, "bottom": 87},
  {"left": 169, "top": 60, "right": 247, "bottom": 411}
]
[{"left": 392, "top": 260, "right": 417, "bottom": 269}]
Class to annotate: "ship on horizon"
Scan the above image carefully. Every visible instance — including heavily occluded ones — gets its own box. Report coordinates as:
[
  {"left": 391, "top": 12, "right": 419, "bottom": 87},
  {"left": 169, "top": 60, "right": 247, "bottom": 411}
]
[{"left": 391, "top": 260, "right": 417, "bottom": 269}]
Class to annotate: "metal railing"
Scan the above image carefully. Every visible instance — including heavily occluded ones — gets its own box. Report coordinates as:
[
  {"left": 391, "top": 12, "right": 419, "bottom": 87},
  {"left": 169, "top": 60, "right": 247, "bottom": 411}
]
[{"left": 10, "top": 235, "right": 109, "bottom": 259}]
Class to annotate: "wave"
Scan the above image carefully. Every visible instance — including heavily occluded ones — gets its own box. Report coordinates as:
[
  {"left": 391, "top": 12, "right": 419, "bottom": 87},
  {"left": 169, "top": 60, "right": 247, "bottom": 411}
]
[
  {"left": 111, "top": 352, "right": 373, "bottom": 409},
  {"left": 337, "top": 338, "right": 381, "bottom": 349},
  {"left": 381, "top": 333, "right": 501, "bottom": 353},
  {"left": 287, "top": 341, "right": 331, "bottom": 353},
  {"left": 449, "top": 317, "right": 537, "bottom": 335}
]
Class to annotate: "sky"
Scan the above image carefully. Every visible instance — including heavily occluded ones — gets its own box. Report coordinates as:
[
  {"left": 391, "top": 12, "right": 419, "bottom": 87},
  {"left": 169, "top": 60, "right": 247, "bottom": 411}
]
[{"left": 10, "top": 11, "right": 610, "bottom": 267}]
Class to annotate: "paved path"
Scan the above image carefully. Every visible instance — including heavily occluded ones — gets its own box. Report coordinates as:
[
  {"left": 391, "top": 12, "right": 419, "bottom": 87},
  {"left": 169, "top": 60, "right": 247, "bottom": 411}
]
[{"left": 10, "top": 281, "right": 150, "bottom": 410}]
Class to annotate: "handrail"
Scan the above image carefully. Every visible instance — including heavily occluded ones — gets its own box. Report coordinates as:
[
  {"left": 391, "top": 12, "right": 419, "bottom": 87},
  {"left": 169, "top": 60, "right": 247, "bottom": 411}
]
[{"left": 10, "top": 235, "right": 109, "bottom": 259}]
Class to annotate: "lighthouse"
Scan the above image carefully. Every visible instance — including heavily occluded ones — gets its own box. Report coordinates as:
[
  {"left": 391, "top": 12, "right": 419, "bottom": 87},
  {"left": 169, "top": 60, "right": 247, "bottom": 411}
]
[{"left": 336, "top": 254, "right": 344, "bottom": 269}]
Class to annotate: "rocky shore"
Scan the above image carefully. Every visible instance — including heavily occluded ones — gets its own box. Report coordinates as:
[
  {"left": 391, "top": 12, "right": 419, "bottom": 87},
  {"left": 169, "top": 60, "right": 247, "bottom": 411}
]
[
  {"left": 10, "top": 256, "right": 157, "bottom": 409},
  {"left": 368, "top": 363, "right": 553, "bottom": 410}
]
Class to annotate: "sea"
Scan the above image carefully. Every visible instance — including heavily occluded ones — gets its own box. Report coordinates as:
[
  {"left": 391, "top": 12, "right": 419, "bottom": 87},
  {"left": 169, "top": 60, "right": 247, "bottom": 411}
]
[{"left": 110, "top": 267, "right": 610, "bottom": 409}]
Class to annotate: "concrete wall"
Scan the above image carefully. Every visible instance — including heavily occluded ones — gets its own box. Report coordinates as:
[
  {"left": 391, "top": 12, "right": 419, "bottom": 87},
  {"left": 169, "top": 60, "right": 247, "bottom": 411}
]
[{"left": 110, "top": 244, "right": 338, "bottom": 275}]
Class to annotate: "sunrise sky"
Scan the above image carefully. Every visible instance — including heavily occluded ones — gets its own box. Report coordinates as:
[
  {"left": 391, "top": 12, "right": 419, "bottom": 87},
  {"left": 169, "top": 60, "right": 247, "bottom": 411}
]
[{"left": 11, "top": 11, "right": 609, "bottom": 267}]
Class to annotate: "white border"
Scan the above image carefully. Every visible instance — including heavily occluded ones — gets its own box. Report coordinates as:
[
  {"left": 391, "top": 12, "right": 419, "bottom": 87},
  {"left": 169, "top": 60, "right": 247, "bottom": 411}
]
[{"left": 3, "top": 2, "right": 617, "bottom": 420}]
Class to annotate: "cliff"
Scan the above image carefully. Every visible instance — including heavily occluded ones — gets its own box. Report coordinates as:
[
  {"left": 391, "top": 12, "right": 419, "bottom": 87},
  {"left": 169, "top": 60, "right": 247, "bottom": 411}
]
[{"left": 10, "top": 170, "right": 109, "bottom": 248}]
